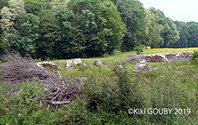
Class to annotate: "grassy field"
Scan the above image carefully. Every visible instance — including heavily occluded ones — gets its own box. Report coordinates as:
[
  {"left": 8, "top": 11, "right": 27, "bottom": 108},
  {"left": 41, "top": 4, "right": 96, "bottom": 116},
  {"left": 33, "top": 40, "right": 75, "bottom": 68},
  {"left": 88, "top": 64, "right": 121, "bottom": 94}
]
[
  {"left": 119, "top": 47, "right": 198, "bottom": 56},
  {"left": 50, "top": 47, "right": 198, "bottom": 74},
  {"left": 0, "top": 48, "right": 198, "bottom": 125}
]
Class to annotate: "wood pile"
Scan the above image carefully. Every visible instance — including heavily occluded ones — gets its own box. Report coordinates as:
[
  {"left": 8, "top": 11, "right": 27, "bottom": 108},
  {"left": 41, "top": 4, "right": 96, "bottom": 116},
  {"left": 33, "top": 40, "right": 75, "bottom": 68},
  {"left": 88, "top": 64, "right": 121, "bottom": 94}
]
[
  {"left": 0, "top": 53, "right": 84, "bottom": 107},
  {"left": 36, "top": 62, "right": 61, "bottom": 70}
]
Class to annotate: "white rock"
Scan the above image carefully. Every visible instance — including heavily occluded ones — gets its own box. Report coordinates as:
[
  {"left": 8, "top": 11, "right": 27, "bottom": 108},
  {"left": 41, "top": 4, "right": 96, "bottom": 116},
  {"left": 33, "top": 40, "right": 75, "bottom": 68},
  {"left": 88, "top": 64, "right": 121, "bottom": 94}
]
[
  {"left": 67, "top": 60, "right": 74, "bottom": 69},
  {"left": 94, "top": 60, "right": 103, "bottom": 66},
  {"left": 74, "top": 58, "right": 82, "bottom": 65},
  {"left": 133, "top": 63, "right": 152, "bottom": 72}
]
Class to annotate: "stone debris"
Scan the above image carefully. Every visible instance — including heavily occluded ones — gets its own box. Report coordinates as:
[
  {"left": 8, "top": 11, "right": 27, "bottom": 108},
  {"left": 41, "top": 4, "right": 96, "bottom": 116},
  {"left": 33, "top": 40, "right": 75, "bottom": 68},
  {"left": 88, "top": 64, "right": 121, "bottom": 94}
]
[
  {"left": 74, "top": 58, "right": 82, "bottom": 65},
  {"left": 127, "top": 55, "right": 145, "bottom": 64},
  {"left": 176, "top": 52, "right": 194, "bottom": 60},
  {"left": 73, "top": 58, "right": 86, "bottom": 67},
  {"left": 165, "top": 53, "right": 177, "bottom": 60},
  {"left": 141, "top": 54, "right": 168, "bottom": 63},
  {"left": 133, "top": 61, "right": 152, "bottom": 73},
  {"left": 66, "top": 60, "right": 74, "bottom": 69},
  {"left": 94, "top": 60, "right": 103, "bottom": 66},
  {"left": 165, "top": 52, "right": 194, "bottom": 63},
  {"left": 128, "top": 54, "right": 168, "bottom": 64},
  {"left": 36, "top": 62, "right": 61, "bottom": 70},
  {"left": 77, "top": 62, "right": 86, "bottom": 67}
]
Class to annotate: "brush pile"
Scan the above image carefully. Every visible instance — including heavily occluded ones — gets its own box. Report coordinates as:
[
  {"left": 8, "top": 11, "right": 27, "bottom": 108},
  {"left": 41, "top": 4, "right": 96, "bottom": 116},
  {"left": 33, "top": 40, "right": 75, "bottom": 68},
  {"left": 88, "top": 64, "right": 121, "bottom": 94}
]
[{"left": 0, "top": 53, "right": 83, "bottom": 106}]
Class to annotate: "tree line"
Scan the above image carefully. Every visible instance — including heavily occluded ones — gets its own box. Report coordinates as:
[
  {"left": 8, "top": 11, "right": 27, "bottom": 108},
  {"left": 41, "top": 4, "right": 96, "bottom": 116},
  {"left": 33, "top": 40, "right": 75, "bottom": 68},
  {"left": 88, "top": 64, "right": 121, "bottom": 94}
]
[{"left": 0, "top": 0, "right": 197, "bottom": 59}]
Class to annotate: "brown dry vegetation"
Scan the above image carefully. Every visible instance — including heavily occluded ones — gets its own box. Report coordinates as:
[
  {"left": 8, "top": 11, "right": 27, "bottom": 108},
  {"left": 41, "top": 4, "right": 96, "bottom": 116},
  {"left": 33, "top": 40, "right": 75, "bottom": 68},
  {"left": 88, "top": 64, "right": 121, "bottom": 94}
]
[{"left": 0, "top": 53, "right": 83, "bottom": 107}]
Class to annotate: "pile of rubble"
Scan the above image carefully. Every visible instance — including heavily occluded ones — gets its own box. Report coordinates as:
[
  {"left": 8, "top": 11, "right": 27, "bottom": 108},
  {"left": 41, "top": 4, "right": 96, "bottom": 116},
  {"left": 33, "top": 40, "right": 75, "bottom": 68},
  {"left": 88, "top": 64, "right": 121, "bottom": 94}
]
[
  {"left": 165, "top": 53, "right": 177, "bottom": 60},
  {"left": 128, "top": 51, "right": 194, "bottom": 73},
  {"left": 141, "top": 54, "right": 168, "bottom": 63},
  {"left": 66, "top": 58, "right": 86, "bottom": 69},
  {"left": 94, "top": 60, "right": 103, "bottom": 67},
  {"left": 128, "top": 52, "right": 194, "bottom": 64},
  {"left": 127, "top": 55, "right": 144, "bottom": 64},
  {"left": 175, "top": 52, "right": 194, "bottom": 60},
  {"left": 127, "top": 54, "right": 168, "bottom": 64},
  {"left": 165, "top": 52, "right": 194, "bottom": 63},
  {"left": 133, "top": 60, "right": 152, "bottom": 73},
  {"left": 66, "top": 59, "right": 105, "bottom": 69}
]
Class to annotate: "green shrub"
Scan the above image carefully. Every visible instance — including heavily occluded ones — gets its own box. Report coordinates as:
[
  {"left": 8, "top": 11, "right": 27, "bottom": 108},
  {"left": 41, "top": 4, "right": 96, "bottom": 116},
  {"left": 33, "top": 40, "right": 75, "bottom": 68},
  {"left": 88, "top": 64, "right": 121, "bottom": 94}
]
[
  {"left": 0, "top": 81, "right": 60, "bottom": 125},
  {"left": 112, "top": 49, "right": 121, "bottom": 55},
  {"left": 83, "top": 64, "right": 197, "bottom": 124},
  {"left": 134, "top": 45, "right": 144, "bottom": 54},
  {"left": 191, "top": 51, "right": 198, "bottom": 64},
  {"left": 0, "top": 59, "right": 197, "bottom": 124}
]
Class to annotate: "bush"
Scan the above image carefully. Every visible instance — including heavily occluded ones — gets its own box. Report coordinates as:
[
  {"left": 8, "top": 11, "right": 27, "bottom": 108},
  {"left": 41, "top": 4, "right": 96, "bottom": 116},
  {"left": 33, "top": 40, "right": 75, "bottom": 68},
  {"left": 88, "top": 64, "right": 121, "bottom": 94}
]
[
  {"left": 0, "top": 81, "right": 60, "bottom": 125},
  {"left": 134, "top": 45, "right": 144, "bottom": 54},
  {"left": 83, "top": 64, "right": 197, "bottom": 124},
  {"left": 191, "top": 51, "right": 198, "bottom": 64}
]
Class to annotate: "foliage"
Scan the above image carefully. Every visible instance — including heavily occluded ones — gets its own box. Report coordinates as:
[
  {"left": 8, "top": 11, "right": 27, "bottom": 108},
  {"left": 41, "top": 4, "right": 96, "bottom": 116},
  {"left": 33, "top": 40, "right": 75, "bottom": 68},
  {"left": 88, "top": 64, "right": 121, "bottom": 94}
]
[
  {"left": 59, "top": 0, "right": 126, "bottom": 58},
  {"left": 0, "top": 0, "right": 25, "bottom": 53},
  {"left": 0, "top": 0, "right": 197, "bottom": 59},
  {"left": 145, "top": 9, "right": 164, "bottom": 48},
  {"left": 35, "top": 9, "right": 59, "bottom": 59},
  {"left": 82, "top": 62, "right": 197, "bottom": 124},
  {"left": 134, "top": 45, "right": 144, "bottom": 54},
  {"left": 171, "top": 21, "right": 198, "bottom": 48},
  {"left": 149, "top": 8, "right": 180, "bottom": 48},
  {"left": 114, "top": 0, "right": 146, "bottom": 51},
  {"left": 0, "top": 48, "right": 198, "bottom": 124},
  {"left": 24, "top": 0, "right": 44, "bottom": 15},
  {"left": 11, "top": 13, "right": 39, "bottom": 55},
  {"left": 191, "top": 51, "right": 198, "bottom": 64},
  {"left": 0, "top": 0, "right": 8, "bottom": 10},
  {"left": 0, "top": 81, "right": 59, "bottom": 125}
]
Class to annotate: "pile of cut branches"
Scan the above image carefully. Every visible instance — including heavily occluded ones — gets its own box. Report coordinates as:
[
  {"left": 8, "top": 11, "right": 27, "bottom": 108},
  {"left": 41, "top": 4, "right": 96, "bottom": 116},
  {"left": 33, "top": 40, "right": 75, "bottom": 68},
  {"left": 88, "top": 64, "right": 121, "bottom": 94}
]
[{"left": 0, "top": 53, "right": 83, "bottom": 106}]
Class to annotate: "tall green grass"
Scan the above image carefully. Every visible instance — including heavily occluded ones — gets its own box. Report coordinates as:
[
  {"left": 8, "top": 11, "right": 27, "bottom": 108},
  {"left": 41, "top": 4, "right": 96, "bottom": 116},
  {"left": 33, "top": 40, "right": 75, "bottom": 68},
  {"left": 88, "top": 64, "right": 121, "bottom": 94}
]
[{"left": 0, "top": 48, "right": 198, "bottom": 124}]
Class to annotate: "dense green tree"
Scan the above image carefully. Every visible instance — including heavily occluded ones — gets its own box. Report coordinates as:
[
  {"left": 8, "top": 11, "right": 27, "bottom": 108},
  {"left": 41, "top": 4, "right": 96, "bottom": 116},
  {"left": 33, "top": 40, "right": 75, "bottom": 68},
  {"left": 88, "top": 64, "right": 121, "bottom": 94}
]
[
  {"left": 112, "top": 0, "right": 146, "bottom": 51},
  {"left": 0, "top": 0, "right": 25, "bottom": 50},
  {"left": 0, "top": 0, "right": 8, "bottom": 56},
  {"left": 57, "top": 0, "right": 126, "bottom": 58},
  {"left": 10, "top": 13, "right": 40, "bottom": 55},
  {"left": 145, "top": 9, "right": 163, "bottom": 48},
  {"left": 24, "top": 0, "right": 44, "bottom": 15},
  {"left": 0, "top": 0, "right": 8, "bottom": 10},
  {"left": 0, "top": 0, "right": 39, "bottom": 55},
  {"left": 171, "top": 21, "right": 198, "bottom": 48},
  {"left": 170, "top": 21, "right": 189, "bottom": 48},
  {"left": 149, "top": 8, "right": 180, "bottom": 48},
  {"left": 186, "top": 22, "right": 198, "bottom": 47},
  {"left": 35, "top": 9, "right": 60, "bottom": 59}
]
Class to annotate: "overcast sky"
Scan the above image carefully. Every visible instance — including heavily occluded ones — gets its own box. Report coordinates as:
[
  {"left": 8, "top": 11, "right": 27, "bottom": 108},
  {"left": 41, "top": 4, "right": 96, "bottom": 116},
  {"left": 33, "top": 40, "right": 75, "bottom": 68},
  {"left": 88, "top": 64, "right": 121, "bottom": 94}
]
[{"left": 139, "top": 0, "right": 197, "bottom": 22}]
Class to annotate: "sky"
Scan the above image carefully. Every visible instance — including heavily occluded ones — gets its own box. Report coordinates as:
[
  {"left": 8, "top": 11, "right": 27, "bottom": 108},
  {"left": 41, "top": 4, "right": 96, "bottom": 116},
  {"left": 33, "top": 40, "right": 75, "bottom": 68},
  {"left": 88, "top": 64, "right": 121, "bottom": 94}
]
[{"left": 138, "top": 0, "right": 198, "bottom": 22}]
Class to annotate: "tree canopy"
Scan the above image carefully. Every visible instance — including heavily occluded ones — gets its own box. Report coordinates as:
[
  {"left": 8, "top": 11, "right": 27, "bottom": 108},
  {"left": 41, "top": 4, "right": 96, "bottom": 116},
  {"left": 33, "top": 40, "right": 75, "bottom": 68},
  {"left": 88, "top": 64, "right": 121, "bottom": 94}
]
[{"left": 0, "top": 0, "right": 197, "bottom": 59}]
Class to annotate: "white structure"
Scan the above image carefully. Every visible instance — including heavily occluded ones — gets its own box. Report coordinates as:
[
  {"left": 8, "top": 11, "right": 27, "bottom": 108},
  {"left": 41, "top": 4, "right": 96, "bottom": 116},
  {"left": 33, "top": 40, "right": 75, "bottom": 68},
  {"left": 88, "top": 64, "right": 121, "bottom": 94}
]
[
  {"left": 74, "top": 58, "right": 82, "bottom": 65},
  {"left": 66, "top": 61, "right": 74, "bottom": 69}
]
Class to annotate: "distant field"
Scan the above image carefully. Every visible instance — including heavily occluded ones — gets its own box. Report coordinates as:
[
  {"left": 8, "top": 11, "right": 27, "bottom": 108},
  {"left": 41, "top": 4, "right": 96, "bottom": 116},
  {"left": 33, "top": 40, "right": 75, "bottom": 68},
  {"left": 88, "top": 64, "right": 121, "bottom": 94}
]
[{"left": 118, "top": 47, "right": 198, "bottom": 57}]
